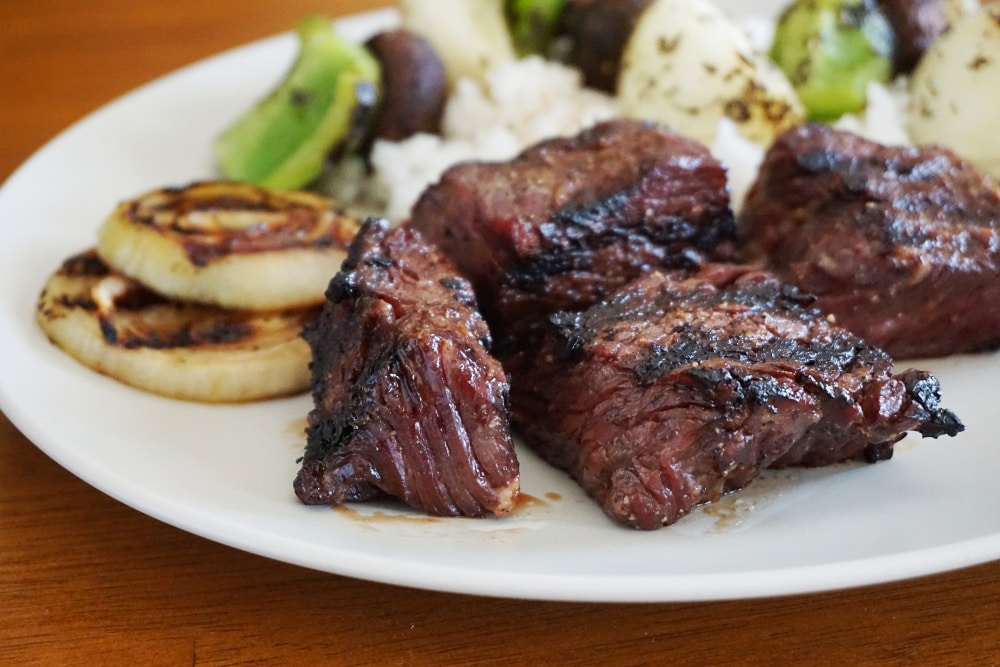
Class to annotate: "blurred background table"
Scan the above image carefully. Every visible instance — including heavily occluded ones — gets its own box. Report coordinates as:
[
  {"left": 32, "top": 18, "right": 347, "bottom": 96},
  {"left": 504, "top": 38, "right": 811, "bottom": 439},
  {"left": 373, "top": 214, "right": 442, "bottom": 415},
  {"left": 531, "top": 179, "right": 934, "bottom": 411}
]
[{"left": 2, "top": 0, "right": 999, "bottom": 663}]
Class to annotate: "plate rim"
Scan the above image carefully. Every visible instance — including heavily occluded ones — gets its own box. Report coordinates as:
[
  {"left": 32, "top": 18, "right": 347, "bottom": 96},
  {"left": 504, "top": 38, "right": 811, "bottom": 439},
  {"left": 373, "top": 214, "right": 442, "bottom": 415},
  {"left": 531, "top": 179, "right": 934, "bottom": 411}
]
[{"left": 1, "top": 3, "right": 997, "bottom": 603}]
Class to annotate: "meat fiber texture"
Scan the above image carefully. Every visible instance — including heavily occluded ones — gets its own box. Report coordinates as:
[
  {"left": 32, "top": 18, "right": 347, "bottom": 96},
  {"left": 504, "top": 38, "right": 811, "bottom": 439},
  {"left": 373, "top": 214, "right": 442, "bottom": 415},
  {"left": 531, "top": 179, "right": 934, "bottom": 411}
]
[
  {"left": 409, "top": 118, "right": 737, "bottom": 348},
  {"left": 741, "top": 122, "right": 1000, "bottom": 359},
  {"left": 295, "top": 219, "right": 519, "bottom": 517},
  {"left": 504, "top": 265, "right": 963, "bottom": 530}
]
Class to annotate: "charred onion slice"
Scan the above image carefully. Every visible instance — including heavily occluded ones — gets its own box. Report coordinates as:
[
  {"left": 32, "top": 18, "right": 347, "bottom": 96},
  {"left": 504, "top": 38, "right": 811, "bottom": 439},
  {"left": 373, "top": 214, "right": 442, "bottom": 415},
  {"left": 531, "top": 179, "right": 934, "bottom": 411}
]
[
  {"left": 37, "top": 250, "right": 317, "bottom": 403},
  {"left": 96, "top": 181, "right": 360, "bottom": 310}
]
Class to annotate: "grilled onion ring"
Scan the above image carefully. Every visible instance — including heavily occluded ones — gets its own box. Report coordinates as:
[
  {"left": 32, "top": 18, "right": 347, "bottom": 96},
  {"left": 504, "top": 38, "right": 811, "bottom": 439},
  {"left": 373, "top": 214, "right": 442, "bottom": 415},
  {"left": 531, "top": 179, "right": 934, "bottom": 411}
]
[
  {"left": 96, "top": 181, "right": 359, "bottom": 310},
  {"left": 37, "top": 250, "right": 316, "bottom": 403}
]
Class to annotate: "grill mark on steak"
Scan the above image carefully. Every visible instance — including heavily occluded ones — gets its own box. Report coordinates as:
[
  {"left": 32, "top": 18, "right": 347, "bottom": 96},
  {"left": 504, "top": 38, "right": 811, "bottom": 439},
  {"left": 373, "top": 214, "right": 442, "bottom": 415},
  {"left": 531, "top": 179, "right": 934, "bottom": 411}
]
[
  {"left": 550, "top": 279, "right": 870, "bottom": 379},
  {"left": 504, "top": 265, "right": 962, "bottom": 529},
  {"left": 741, "top": 123, "right": 1000, "bottom": 359},
  {"left": 409, "top": 119, "right": 737, "bottom": 348},
  {"left": 295, "top": 219, "right": 519, "bottom": 518},
  {"left": 510, "top": 186, "right": 722, "bottom": 289}
]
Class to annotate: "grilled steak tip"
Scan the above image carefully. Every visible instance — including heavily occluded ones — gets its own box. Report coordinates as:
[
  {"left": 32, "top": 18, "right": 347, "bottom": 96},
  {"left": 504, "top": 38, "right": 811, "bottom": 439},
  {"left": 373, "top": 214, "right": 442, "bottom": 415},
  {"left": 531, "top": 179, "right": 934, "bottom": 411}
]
[
  {"left": 506, "top": 265, "right": 964, "bottom": 530},
  {"left": 297, "top": 220, "right": 519, "bottom": 518}
]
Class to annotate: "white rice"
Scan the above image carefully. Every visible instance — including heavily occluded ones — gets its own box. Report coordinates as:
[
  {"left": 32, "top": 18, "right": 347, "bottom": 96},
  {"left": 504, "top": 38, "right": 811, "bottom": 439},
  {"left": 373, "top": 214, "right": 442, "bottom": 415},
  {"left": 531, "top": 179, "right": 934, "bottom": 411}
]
[
  {"left": 327, "top": 17, "right": 911, "bottom": 222},
  {"left": 833, "top": 79, "right": 912, "bottom": 147}
]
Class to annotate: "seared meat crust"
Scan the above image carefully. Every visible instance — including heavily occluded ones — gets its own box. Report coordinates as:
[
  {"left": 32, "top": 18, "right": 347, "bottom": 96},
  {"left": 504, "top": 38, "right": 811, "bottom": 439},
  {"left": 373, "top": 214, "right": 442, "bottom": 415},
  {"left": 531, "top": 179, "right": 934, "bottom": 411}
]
[
  {"left": 409, "top": 119, "right": 736, "bottom": 347},
  {"left": 741, "top": 123, "right": 1000, "bottom": 359},
  {"left": 295, "top": 219, "right": 519, "bottom": 517},
  {"left": 504, "top": 265, "right": 962, "bottom": 529}
]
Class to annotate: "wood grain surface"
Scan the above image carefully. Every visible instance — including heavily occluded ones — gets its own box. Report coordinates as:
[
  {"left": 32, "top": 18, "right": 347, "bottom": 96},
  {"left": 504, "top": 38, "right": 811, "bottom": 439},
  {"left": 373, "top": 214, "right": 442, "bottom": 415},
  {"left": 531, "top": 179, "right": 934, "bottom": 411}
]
[{"left": 2, "top": 1, "right": 999, "bottom": 664}]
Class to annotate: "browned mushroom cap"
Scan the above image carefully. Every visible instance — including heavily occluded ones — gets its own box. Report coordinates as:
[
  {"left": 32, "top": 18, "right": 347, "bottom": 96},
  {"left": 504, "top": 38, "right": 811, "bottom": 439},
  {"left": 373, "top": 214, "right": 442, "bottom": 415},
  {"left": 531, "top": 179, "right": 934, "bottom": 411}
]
[
  {"left": 562, "top": 0, "right": 653, "bottom": 93},
  {"left": 877, "top": 0, "right": 949, "bottom": 74},
  {"left": 364, "top": 28, "right": 448, "bottom": 143}
]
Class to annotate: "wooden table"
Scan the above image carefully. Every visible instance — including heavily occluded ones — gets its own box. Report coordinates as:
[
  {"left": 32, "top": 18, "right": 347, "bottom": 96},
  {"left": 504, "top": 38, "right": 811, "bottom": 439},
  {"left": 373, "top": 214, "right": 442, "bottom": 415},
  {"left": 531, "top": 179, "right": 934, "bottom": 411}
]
[{"left": 2, "top": 1, "right": 999, "bottom": 663}]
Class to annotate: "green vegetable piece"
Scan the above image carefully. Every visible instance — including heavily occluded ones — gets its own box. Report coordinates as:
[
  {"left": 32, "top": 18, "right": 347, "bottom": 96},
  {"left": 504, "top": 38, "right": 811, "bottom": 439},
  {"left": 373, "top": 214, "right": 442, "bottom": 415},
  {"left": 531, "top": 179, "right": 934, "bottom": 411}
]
[
  {"left": 770, "top": 0, "right": 893, "bottom": 122},
  {"left": 505, "top": 0, "right": 566, "bottom": 57},
  {"left": 214, "top": 15, "right": 381, "bottom": 190}
]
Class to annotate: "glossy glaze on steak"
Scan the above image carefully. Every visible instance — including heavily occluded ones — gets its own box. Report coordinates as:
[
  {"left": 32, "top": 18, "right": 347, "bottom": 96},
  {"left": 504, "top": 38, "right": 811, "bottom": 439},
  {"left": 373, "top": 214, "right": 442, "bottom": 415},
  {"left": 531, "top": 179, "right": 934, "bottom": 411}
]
[
  {"left": 409, "top": 119, "right": 737, "bottom": 348},
  {"left": 741, "top": 123, "right": 1000, "bottom": 359},
  {"left": 504, "top": 265, "right": 963, "bottom": 530},
  {"left": 294, "top": 219, "right": 519, "bottom": 517}
]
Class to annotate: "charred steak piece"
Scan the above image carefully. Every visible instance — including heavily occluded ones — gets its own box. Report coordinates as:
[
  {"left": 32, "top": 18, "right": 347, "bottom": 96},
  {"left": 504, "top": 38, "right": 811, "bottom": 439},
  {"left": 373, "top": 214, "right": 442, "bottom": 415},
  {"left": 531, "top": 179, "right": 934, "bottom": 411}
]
[
  {"left": 741, "top": 123, "right": 1000, "bottom": 359},
  {"left": 409, "top": 119, "right": 737, "bottom": 347},
  {"left": 295, "top": 219, "right": 519, "bottom": 517},
  {"left": 504, "top": 265, "right": 963, "bottom": 530}
]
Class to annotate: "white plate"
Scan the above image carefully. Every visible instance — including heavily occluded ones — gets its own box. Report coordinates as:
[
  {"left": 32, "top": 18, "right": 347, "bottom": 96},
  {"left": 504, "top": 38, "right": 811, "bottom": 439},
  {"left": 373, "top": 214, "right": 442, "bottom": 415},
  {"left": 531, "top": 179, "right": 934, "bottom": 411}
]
[{"left": 2, "top": 3, "right": 998, "bottom": 603}]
